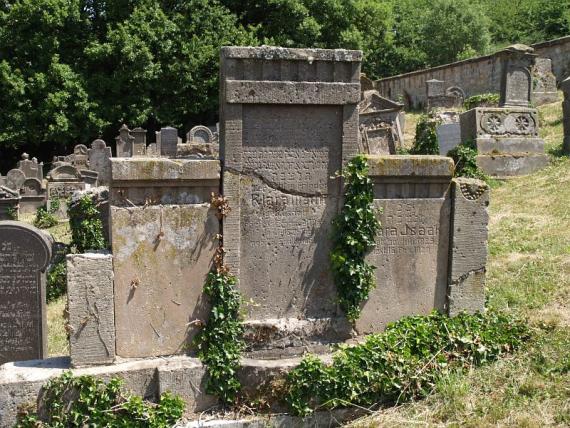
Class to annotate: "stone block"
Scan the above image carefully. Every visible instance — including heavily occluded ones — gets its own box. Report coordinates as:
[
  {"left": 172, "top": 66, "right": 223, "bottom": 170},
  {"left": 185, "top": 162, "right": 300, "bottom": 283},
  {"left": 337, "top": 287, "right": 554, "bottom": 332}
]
[
  {"left": 67, "top": 252, "right": 115, "bottom": 367},
  {"left": 111, "top": 205, "right": 218, "bottom": 358},
  {"left": 476, "top": 154, "right": 549, "bottom": 177},
  {"left": 157, "top": 359, "right": 217, "bottom": 413},
  {"left": 448, "top": 178, "right": 490, "bottom": 315}
]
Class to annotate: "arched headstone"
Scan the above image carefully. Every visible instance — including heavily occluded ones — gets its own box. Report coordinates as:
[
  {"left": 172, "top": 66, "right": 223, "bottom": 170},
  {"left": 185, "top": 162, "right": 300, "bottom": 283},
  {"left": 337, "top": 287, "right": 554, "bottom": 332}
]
[
  {"left": 0, "top": 221, "right": 52, "bottom": 364},
  {"left": 6, "top": 169, "right": 25, "bottom": 192}
]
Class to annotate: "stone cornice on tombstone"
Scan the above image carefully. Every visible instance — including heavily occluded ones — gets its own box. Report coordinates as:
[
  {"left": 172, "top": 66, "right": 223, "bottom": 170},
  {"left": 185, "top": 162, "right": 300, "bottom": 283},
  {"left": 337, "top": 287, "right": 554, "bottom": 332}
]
[
  {"left": 110, "top": 158, "right": 220, "bottom": 182},
  {"left": 366, "top": 155, "right": 454, "bottom": 178},
  {"left": 221, "top": 46, "right": 362, "bottom": 62}
]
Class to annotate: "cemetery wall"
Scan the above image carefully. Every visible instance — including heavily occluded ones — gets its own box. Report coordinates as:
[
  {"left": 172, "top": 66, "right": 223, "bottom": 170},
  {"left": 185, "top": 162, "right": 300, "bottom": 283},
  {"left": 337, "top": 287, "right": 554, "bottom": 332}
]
[{"left": 375, "top": 35, "right": 570, "bottom": 109}]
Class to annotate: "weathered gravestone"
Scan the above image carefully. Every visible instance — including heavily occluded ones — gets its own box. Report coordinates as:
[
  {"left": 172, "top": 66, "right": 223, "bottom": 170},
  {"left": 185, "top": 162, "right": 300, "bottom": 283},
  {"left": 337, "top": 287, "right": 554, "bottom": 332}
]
[
  {"left": 460, "top": 44, "right": 548, "bottom": 177},
  {"left": 0, "top": 221, "right": 52, "bottom": 364},
  {"left": 562, "top": 76, "right": 570, "bottom": 154},
  {"left": 115, "top": 124, "right": 134, "bottom": 157},
  {"left": 88, "top": 139, "right": 112, "bottom": 186},
  {"left": 159, "top": 127, "right": 178, "bottom": 158},
  {"left": 17, "top": 153, "right": 43, "bottom": 181},
  {"left": 109, "top": 158, "right": 220, "bottom": 358},
  {"left": 220, "top": 46, "right": 361, "bottom": 352},
  {"left": 5, "top": 168, "right": 25, "bottom": 193},
  {"left": 359, "top": 90, "right": 404, "bottom": 154},
  {"left": 46, "top": 164, "right": 86, "bottom": 218},
  {"left": 19, "top": 178, "right": 46, "bottom": 215},
  {"left": 532, "top": 58, "right": 558, "bottom": 105},
  {"left": 177, "top": 125, "right": 219, "bottom": 158}
]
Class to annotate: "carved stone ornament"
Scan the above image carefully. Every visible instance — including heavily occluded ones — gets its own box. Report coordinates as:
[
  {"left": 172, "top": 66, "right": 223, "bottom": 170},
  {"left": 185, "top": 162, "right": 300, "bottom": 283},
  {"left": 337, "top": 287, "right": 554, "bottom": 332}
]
[{"left": 460, "top": 181, "right": 488, "bottom": 200}]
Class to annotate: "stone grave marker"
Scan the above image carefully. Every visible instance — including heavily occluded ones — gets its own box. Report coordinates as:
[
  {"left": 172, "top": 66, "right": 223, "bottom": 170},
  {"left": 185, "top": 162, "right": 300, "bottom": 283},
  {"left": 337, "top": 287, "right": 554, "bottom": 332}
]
[
  {"left": 437, "top": 123, "right": 462, "bottom": 155},
  {"left": 19, "top": 178, "right": 46, "bottom": 215},
  {"left": 131, "top": 127, "right": 147, "bottom": 157},
  {"left": 17, "top": 153, "right": 43, "bottom": 181},
  {"left": 159, "top": 127, "right": 178, "bottom": 158},
  {"left": 72, "top": 144, "right": 90, "bottom": 170},
  {"left": 88, "top": 139, "right": 112, "bottom": 186},
  {"left": 46, "top": 165, "right": 85, "bottom": 218},
  {"left": 499, "top": 44, "right": 535, "bottom": 108},
  {"left": 220, "top": 46, "right": 361, "bottom": 350},
  {"left": 0, "top": 221, "right": 52, "bottom": 364},
  {"left": 6, "top": 168, "right": 25, "bottom": 192},
  {"left": 115, "top": 124, "right": 134, "bottom": 157}
]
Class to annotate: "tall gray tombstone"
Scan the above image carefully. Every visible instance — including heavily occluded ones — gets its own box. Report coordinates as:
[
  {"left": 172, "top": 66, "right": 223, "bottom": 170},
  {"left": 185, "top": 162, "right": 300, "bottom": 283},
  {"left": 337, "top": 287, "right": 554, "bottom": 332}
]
[
  {"left": 220, "top": 46, "right": 361, "bottom": 346},
  {"left": 0, "top": 221, "right": 52, "bottom": 364},
  {"left": 88, "top": 139, "right": 112, "bottom": 186},
  {"left": 499, "top": 44, "right": 536, "bottom": 108},
  {"left": 562, "top": 76, "right": 570, "bottom": 154},
  {"left": 115, "top": 124, "right": 134, "bottom": 157},
  {"left": 160, "top": 127, "right": 178, "bottom": 158},
  {"left": 131, "top": 127, "right": 147, "bottom": 157}
]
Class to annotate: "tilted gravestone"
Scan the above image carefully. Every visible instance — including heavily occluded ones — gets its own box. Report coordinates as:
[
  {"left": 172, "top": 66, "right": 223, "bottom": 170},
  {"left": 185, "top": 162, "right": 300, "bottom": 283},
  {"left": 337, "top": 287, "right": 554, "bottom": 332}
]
[
  {"left": 460, "top": 44, "right": 548, "bottom": 177},
  {"left": 562, "top": 76, "right": 570, "bottom": 154},
  {"left": 0, "top": 221, "right": 52, "bottom": 364},
  {"left": 220, "top": 46, "right": 361, "bottom": 353}
]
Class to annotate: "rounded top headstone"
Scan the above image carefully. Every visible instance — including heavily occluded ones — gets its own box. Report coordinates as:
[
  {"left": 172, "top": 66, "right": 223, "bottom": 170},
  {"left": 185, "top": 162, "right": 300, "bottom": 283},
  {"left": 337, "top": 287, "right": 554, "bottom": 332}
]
[
  {"left": 91, "top": 139, "right": 107, "bottom": 149},
  {"left": 0, "top": 221, "right": 53, "bottom": 270},
  {"left": 74, "top": 144, "right": 88, "bottom": 155},
  {"left": 6, "top": 168, "right": 26, "bottom": 191},
  {"left": 21, "top": 153, "right": 29, "bottom": 160},
  {"left": 188, "top": 125, "right": 214, "bottom": 145}
]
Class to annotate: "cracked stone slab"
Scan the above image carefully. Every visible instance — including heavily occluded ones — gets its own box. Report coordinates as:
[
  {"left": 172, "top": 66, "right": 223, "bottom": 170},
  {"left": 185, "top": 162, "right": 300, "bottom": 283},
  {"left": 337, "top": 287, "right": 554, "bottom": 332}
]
[
  {"left": 67, "top": 252, "right": 115, "bottom": 367},
  {"left": 448, "top": 178, "right": 490, "bottom": 315}
]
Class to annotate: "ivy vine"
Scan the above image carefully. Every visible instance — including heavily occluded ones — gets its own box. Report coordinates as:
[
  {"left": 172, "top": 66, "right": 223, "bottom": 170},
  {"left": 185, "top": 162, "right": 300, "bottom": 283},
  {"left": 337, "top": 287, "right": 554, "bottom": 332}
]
[
  {"left": 16, "top": 371, "right": 184, "bottom": 427},
  {"left": 331, "top": 155, "right": 380, "bottom": 322},
  {"left": 410, "top": 114, "right": 440, "bottom": 155},
  {"left": 68, "top": 194, "right": 107, "bottom": 253},
  {"left": 195, "top": 193, "right": 244, "bottom": 405}
]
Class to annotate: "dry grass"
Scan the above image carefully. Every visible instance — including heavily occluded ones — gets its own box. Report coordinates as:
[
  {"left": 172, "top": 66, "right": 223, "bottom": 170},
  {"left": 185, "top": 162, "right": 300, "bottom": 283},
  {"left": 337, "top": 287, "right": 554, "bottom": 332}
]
[{"left": 349, "top": 98, "right": 570, "bottom": 427}]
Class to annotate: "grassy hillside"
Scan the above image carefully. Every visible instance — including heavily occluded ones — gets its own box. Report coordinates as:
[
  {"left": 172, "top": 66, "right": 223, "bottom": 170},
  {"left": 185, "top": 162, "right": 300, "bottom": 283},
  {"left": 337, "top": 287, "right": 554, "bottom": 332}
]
[{"left": 352, "top": 99, "right": 570, "bottom": 426}]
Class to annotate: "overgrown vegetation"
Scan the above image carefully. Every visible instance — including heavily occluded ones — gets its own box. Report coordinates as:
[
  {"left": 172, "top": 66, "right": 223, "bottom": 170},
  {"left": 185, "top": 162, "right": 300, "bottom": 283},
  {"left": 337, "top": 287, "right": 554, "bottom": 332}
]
[
  {"left": 447, "top": 139, "right": 487, "bottom": 180},
  {"left": 285, "top": 310, "right": 530, "bottom": 416},
  {"left": 33, "top": 200, "right": 59, "bottom": 229},
  {"left": 46, "top": 260, "right": 67, "bottom": 302},
  {"left": 16, "top": 371, "right": 185, "bottom": 427},
  {"left": 195, "top": 193, "right": 244, "bottom": 405},
  {"left": 331, "top": 155, "right": 379, "bottom": 322},
  {"left": 67, "top": 194, "right": 106, "bottom": 252},
  {"left": 410, "top": 115, "right": 440, "bottom": 155},
  {"left": 463, "top": 93, "right": 500, "bottom": 110}
]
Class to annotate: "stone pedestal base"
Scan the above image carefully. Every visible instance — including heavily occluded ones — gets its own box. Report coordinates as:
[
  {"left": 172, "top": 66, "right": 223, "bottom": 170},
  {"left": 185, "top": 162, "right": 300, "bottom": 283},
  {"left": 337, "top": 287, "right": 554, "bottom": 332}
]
[
  {"left": 460, "top": 107, "right": 549, "bottom": 177},
  {"left": 476, "top": 153, "right": 549, "bottom": 178}
]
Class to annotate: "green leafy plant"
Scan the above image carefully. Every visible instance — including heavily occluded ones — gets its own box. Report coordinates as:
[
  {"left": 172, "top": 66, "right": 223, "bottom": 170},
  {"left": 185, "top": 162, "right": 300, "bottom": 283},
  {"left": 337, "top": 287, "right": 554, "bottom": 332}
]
[
  {"left": 6, "top": 205, "right": 18, "bottom": 220},
  {"left": 195, "top": 193, "right": 244, "bottom": 405},
  {"left": 33, "top": 200, "right": 59, "bottom": 229},
  {"left": 410, "top": 115, "right": 440, "bottom": 155},
  {"left": 68, "top": 194, "right": 106, "bottom": 253},
  {"left": 447, "top": 139, "right": 487, "bottom": 180},
  {"left": 46, "top": 260, "right": 67, "bottom": 302},
  {"left": 16, "top": 371, "right": 185, "bottom": 427},
  {"left": 285, "top": 310, "right": 530, "bottom": 416},
  {"left": 331, "top": 155, "right": 380, "bottom": 322},
  {"left": 463, "top": 93, "right": 500, "bottom": 110}
]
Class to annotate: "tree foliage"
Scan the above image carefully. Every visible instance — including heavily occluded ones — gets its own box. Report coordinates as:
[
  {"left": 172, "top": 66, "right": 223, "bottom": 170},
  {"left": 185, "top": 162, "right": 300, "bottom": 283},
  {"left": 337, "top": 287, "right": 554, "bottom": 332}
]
[{"left": 0, "top": 0, "right": 568, "bottom": 162}]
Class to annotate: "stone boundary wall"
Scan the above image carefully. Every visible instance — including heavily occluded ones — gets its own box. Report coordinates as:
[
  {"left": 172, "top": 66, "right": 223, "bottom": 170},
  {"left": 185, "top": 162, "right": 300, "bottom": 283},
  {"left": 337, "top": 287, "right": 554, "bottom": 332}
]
[{"left": 375, "top": 35, "right": 570, "bottom": 109}]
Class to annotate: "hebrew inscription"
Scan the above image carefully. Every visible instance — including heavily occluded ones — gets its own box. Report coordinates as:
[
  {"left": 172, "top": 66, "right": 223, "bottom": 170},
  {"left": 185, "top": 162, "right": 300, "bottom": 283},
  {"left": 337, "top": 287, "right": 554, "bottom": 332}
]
[{"left": 0, "top": 222, "right": 51, "bottom": 364}]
